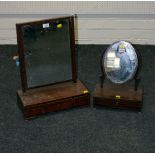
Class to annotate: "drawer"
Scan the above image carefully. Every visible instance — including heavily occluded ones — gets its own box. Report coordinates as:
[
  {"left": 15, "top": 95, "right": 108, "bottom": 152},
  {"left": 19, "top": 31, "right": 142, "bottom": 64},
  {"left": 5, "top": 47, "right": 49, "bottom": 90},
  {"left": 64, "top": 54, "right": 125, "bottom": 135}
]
[
  {"left": 94, "top": 97, "right": 142, "bottom": 109},
  {"left": 24, "top": 98, "right": 74, "bottom": 119},
  {"left": 74, "top": 94, "right": 90, "bottom": 106}
]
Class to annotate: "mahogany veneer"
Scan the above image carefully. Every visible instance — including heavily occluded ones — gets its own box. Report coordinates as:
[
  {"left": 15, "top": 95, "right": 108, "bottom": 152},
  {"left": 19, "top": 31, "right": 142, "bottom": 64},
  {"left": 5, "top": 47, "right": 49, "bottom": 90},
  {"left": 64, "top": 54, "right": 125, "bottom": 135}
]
[
  {"left": 17, "top": 80, "right": 90, "bottom": 120},
  {"left": 93, "top": 83, "right": 143, "bottom": 110}
]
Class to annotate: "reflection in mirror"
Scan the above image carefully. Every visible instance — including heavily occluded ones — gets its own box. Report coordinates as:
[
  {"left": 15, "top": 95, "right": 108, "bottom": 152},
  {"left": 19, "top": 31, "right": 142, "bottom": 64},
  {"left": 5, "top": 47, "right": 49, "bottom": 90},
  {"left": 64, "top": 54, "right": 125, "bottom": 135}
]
[
  {"left": 22, "top": 19, "right": 72, "bottom": 88},
  {"left": 103, "top": 41, "right": 138, "bottom": 84}
]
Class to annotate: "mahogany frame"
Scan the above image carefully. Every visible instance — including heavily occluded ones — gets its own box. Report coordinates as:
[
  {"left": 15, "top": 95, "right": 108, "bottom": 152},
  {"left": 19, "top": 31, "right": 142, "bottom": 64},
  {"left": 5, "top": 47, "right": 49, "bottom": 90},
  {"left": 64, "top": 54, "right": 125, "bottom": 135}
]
[{"left": 16, "top": 16, "right": 77, "bottom": 92}]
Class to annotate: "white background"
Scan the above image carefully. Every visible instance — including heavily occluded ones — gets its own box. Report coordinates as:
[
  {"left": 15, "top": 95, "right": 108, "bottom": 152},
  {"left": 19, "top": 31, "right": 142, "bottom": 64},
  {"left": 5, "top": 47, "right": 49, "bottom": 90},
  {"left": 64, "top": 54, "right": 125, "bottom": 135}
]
[{"left": 0, "top": 1, "right": 155, "bottom": 44}]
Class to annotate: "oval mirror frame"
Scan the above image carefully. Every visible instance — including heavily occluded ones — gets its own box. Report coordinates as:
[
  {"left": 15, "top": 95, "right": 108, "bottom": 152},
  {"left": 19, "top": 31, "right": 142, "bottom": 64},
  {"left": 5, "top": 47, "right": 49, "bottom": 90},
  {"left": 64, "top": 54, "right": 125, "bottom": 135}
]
[{"left": 101, "top": 41, "right": 139, "bottom": 84}]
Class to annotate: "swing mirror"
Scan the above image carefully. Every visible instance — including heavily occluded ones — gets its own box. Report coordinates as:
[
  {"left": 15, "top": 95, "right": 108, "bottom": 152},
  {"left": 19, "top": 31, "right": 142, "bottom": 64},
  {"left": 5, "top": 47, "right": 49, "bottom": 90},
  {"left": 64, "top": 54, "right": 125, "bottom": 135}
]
[
  {"left": 16, "top": 16, "right": 76, "bottom": 91},
  {"left": 102, "top": 41, "right": 138, "bottom": 84}
]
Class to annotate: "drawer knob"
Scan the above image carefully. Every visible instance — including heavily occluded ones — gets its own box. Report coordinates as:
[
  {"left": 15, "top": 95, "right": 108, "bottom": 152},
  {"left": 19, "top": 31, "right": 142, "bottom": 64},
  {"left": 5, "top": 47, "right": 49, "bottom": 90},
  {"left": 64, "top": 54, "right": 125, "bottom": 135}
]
[{"left": 115, "top": 95, "right": 121, "bottom": 104}]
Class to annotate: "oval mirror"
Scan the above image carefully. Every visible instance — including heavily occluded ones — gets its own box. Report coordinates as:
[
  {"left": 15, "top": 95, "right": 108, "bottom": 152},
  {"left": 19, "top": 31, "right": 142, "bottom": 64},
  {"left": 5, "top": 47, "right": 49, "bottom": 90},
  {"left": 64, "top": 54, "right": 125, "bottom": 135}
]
[{"left": 102, "top": 41, "right": 138, "bottom": 84}]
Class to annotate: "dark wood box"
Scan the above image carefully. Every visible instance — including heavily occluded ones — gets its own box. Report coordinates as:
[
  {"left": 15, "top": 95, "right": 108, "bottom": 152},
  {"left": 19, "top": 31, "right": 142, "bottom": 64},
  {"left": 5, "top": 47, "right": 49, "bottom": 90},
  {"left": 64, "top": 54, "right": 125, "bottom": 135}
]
[
  {"left": 93, "top": 83, "right": 143, "bottom": 110},
  {"left": 17, "top": 80, "right": 90, "bottom": 120}
]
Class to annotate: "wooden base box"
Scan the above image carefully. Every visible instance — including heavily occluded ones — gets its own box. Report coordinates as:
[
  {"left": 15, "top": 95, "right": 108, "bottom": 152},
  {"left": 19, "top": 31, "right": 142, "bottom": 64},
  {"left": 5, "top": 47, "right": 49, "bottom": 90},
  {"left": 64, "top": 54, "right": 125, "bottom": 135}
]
[
  {"left": 17, "top": 80, "right": 90, "bottom": 120},
  {"left": 93, "top": 83, "right": 143, "bottom": 110}
]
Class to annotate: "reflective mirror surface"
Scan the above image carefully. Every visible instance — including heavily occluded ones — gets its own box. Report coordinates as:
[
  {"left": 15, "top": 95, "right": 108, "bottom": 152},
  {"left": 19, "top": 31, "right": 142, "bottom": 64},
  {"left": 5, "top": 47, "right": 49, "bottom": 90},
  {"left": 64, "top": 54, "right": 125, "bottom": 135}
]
[
  {"left": 22, "top": 19, "right": 72, "bottom": 88},
  {"left": 103, "top": 41, "right": 138, "bottom": 84}
]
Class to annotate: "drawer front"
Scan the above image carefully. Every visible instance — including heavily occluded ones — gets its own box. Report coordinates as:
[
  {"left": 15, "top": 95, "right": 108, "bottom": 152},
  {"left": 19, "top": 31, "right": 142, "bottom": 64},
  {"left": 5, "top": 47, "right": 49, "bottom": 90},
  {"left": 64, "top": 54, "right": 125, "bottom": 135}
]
[
  {"left": 94, "top": 97, "right": 142, "bottom": 109},
  {"left": 44, "top": 98, "right": 74, "bottom": 112},
  {"left": 74, "top": 94, "right": 90, "bottom": 106},
  {"left": 24, "top": 98, "right": 74, "bottom": 119},
  {"left": 24, "top": 95, "right": 90, "bottom": 119}
]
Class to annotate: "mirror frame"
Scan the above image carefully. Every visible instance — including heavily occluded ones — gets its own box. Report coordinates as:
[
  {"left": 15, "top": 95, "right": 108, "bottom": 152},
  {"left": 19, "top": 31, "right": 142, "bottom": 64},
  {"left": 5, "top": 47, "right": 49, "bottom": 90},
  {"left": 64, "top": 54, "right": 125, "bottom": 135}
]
[
  {"left": 100, "top": 41, "right": 142, "bottom": 87},
  {"left": 16, "top": 16, "right": 77, "bottom": 92}
]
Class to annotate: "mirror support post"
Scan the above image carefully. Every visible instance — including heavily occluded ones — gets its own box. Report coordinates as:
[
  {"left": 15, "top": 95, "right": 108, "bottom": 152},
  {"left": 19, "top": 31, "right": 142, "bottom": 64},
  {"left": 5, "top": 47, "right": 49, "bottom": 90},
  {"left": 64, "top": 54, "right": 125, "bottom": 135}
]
[
  {"left": 70, "top": 16, "right": 77, "bottom": 83},
  {"left": 100, "top": 75, "right": 104, "bottom": 88},
  {"left": 135, "top": 78, "right": 141, "bottom": 91}
]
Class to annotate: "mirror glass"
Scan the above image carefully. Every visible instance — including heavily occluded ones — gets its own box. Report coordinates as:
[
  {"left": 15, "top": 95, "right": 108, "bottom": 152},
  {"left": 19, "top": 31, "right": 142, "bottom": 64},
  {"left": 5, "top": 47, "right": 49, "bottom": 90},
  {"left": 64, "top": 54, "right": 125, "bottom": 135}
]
[
  {"left": 22, "top": 19, "right": 72, "bottom": 88},
  {"left": 103, "top": 41, "right": 138, "bottom": 84}
]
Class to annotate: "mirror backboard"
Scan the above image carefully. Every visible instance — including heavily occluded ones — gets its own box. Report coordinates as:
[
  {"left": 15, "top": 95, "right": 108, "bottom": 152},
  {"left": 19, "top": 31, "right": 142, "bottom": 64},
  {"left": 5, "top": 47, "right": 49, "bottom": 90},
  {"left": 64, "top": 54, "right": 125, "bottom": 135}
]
[{"left": 16, "top": 16, "right": 76, "bottom": 91}]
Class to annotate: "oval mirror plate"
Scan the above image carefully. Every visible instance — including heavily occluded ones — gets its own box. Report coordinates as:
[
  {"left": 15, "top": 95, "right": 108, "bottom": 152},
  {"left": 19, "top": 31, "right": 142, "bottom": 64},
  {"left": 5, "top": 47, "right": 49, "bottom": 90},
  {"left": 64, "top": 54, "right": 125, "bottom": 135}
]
[{"left": 103, "top": 41, "right": 138, "bottom": 84}]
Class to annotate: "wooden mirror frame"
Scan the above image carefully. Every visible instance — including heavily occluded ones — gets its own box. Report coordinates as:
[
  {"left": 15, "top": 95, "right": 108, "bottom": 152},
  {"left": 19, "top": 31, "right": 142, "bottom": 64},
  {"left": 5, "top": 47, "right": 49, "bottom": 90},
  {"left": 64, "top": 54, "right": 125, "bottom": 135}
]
[{"left": 16, "top": 16, "right": 77, "bottom": 92}]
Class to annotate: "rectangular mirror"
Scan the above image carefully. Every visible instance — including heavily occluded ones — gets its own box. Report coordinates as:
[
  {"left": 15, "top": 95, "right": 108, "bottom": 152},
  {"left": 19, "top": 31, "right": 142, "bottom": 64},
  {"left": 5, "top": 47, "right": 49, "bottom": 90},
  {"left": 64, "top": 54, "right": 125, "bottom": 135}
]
[{"left": 16, "top": 16, "right": 76, "bottom": 92}]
